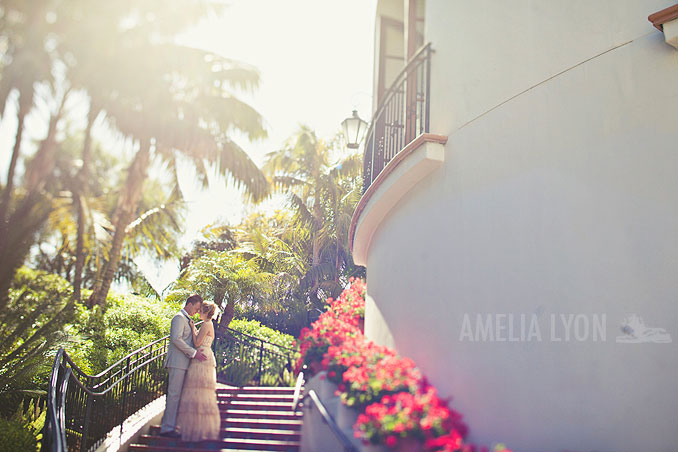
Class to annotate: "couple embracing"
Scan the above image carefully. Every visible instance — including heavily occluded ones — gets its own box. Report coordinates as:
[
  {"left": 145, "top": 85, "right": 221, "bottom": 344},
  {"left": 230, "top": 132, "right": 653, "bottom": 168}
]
[{"left": 159, "top": 294, "right": 221, "bottom": 441}]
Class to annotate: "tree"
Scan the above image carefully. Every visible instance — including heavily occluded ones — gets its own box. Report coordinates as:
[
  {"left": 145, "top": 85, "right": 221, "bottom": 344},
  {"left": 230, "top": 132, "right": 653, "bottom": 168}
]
[
  {"left": 27, "top": 130, "right": 184, "bottom": 293},
  {"left": 167, "top": 249, "right": 276, "bottom": 329},
  {"left": 233, "top": 211, "right": 312, "bottom": 335},
  {"left": 85, "top": 31, "right": 270, "bottom": 308},
  {"left": 0, "top": 268, "right": 75, "bottom": 407},
  {"left": 263, "top": 126, "right": 364, "bottom": 308},
  {"left": 0, "top": 0, "right": 54, "bottom": 226}
]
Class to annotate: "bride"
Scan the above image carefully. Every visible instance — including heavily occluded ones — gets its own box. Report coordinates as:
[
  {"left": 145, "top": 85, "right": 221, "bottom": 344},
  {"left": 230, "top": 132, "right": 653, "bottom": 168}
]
[{"left": 176, "top": 301, "right": 221, "bottom": 442}]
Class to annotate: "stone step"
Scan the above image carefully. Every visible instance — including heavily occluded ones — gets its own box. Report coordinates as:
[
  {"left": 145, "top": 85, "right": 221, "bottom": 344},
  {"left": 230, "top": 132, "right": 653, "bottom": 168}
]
[
  {"left": 130, "top": 386, "right": 303, "bottom": 452},
  {"left": 217, "top": 386, "right": 298, "bottom": 395},
  {"left": 146, "top": 426, "right": 300, "bottom": 440},
  {"left": 129, "top": 446, "right": 257, "bottom": 452},
  {"left": 221, "top": 409, "right": 303, "bottom": 420},
  {"left": 218, "top": 393, "right": 296, "bottom": 402},
  {"left": 222, "top": 418, "right": 303, "bottom": 430},
  {"left": 223, "top": 427, "right": 300, "bottom": 441},
  {"left": 135, "top": 435, "right": 300, "bottom": 451},
  {"left": 130, "top": 445, "right": 297, "bottom": 452},
  {"left": 150, "top": 419, "right": 303, "bottom": 435},
  {"left": 218, "top": 400, "right": 300, "bottom": 411}
]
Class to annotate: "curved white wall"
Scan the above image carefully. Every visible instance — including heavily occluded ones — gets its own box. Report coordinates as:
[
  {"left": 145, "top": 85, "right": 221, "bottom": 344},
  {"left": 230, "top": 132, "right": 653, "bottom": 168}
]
[{"left": 362, "top": 2, "right": 678, "bottom": 451}]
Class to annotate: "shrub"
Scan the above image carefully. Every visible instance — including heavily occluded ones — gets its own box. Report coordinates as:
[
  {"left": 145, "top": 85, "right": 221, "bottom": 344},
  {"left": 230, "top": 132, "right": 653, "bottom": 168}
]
[
  {"left": 216, "top": 319, "right": 297, "bottom": 387},
  {"left": 341, "top": 354, "right": 423, "bottom": 410},
  {"left": 355, "top": 386, "right": 466, "bottom": 449},
  {"left": 0, "top": 398, "right": 46, "bottom": 452},
  {"left": 75, "top": 293, "right": 181, "bottom": 372},
  {"left": 0, "top": 417, "right": 38, "bottom": 452},
  {"left": 323, "top": 336, "right": 394, "bottom": 386},
  {"left": 0, "top": 267, "right": 75, "bottom": 417},
  {"left": 228, "top": 318, "right": 296, "bottom": 350},
  {"left": 295, "top": 312, "right": 360, "bottom": 374},
  {"left": 295, "top": 279, "right": 511, "bottom": 451}
]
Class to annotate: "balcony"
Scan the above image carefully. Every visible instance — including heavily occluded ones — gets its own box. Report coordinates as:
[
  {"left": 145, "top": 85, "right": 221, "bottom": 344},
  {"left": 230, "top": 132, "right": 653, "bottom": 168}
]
[
  {"left": 362, "top": 43, "right": 433, "bottom": 191},
  {"left": 351, "top": 43, "right": 447, "bottom": 266}
]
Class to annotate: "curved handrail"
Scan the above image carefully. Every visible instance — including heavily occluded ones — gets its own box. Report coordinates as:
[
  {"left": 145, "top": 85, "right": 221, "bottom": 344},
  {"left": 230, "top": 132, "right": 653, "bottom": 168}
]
[
  {"left": 221, "top": 326, "right": 297, "bottom": 353},
  {"left": 305, "top": 389, "right": 358, "bottom": 452},
  {"left": 362, "top": 42, "right": 433, "bottom": 190},
  {"left": 364, "top": 42, "right": 432, "bottom": 139},
  {"left": 226, "top": 328, "right": 297, "bottom": 352},
  {"left": 55, "top": 322, "right": 295, "bottom": 398},
  {"left": 57, "top": 368, "right": 71, "bottom": 449},
  {"left": 84, "top": 333, "right": 173, "bottom": 380},
  {"left": 291, "top": 369, "right": 305, "bottom": 411},
  {"left": 43, "top": 322, "right": 299, "bottom": 452},
  {"left": 44, "top": 349, "right": 66, "bottom": 452}
]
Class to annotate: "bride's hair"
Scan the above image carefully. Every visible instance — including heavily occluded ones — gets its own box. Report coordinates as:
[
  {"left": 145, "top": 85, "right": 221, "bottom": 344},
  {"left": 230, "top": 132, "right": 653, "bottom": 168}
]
[{"left": 200, "top": 301, "right": 217, "bottom": 320}]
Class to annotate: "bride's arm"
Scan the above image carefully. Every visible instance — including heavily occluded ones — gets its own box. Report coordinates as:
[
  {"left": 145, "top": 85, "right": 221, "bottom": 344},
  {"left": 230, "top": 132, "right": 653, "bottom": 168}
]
[{"left": 193, "top": 320, "right": 213, "bottom": 347}]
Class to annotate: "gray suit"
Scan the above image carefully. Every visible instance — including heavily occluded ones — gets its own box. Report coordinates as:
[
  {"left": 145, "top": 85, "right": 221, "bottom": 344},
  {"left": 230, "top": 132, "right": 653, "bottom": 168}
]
[{"left": 160, "top": 310, "right": 197, "bottom": 433}]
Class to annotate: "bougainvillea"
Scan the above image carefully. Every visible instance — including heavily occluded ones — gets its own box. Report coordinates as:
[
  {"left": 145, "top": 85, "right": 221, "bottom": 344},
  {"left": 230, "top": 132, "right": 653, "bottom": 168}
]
[
  {"left": 323, "top": 278, "right": 366, "bottom": 327},
  {"left": 295, "top": 278, "right": 510, "bottom": 451},
  {"left": 354, "top": 385, "right": 467, "bottom": 449},
  {"left": 294, "top": 313, "right": 359, "bottom": 373},
  {"left": 341, "top": 354, "right": 424, "bottom": 409},
  {"left": 322, "top": 335, "right": 395, "bottom": 385}
]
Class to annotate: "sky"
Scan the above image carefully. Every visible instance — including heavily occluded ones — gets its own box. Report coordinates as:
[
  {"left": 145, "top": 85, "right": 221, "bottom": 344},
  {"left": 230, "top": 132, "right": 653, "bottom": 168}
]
[
  {"left": 0, "top": 0, "right": 378, "bottom": 294},
  {"left": 143, "top": 0, "right": 378, "bottom": 292},
  {"left": 176, "top": 0, "right": 377, "bottom": 241}
]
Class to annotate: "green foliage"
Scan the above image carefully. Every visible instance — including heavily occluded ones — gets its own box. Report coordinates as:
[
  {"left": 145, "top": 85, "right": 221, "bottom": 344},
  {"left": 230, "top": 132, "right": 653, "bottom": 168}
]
[
  {"left": 166, "top": 248, "right": 277, "bottom": 330},
  {"left": 32, "top": 137, "right": 186, "bottom": 299},
  {"left": 259, "top": 368, "right": 296, "bottom": 387},
  {"left": 228, "top": 319, "right": 296, "bottom": 351},
  {"left": 0, "top": 267, "right": 75, "bottom": 416},
  {"left": 216, "top": 341, "right": 258, "bottom": 387},
  {"left": 214, "top": 319, "right": 297, "bottom": 387},
  {"left": 0, "top": 417, "right": 38, "bottom": 452},
  {"left": 263, "top": 127, "right": 365, "bottom": 309},
  {"left": 76, "top": 293, "right": 181, "bottom": 372},
  {"left": 0, "top": 398, "right": 46, "bottom": 452}
]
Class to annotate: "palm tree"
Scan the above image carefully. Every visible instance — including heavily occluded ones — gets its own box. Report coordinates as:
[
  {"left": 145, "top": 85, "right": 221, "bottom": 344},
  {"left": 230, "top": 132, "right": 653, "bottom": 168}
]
[
  {"left": 233, "top": 211, "right": 312, "bottom": 334},
  {"left": 263, "top": 127, "right": 364, "bottom": 306},
  {"left": 0, "top": 0, "right": 54, "bottom": 236},
  {"left": 168, "top": 249, "right": 277, "bottom": 329},
  {"left": 85, "top": 41, "right": 270, "bottom": 308},
  {"left": 34, "top": 143, "right": 186, "bottom": 296}
]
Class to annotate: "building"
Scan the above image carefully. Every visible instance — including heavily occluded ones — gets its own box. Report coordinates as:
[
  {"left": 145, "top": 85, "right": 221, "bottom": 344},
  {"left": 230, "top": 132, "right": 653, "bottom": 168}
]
[{"left": 351, "top": 1, "right": 678, "bottom": 451}]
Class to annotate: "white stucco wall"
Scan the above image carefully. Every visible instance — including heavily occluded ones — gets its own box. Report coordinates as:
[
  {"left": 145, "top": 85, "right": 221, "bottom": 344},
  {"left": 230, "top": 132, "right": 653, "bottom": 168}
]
[{"left": 363, "top": 1, "right": 678, "bottom": 451}]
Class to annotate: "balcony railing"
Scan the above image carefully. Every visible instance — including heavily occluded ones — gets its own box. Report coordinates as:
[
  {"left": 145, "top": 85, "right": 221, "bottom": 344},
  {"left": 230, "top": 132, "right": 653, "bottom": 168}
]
[{"left": 363, "top": 43, "right": 432, "bottom": 191}]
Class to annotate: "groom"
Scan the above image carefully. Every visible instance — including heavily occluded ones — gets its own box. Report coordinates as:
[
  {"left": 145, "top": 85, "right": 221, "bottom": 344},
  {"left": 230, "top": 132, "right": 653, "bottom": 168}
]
[{"left": 160, "top": 294, "right": 207, "bottom": 437}]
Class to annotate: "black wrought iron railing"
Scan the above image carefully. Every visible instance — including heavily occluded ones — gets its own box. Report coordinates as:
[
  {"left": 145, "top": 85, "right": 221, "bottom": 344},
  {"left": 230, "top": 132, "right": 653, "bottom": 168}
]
[
  {"left": 363, "top": 43, "right": 433, "bottom": 191},
  {"left": 214, "top": 326, "right": 297, "bottom": 387},
  {"left": 43, "top": 325, "right": 298, "bottom": 452}
]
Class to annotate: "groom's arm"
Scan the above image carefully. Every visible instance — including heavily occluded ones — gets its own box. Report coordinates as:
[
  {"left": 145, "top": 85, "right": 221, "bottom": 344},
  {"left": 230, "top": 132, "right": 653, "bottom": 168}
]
[{"left": 170, "top": 315, "right": 197, "bottom": 359}]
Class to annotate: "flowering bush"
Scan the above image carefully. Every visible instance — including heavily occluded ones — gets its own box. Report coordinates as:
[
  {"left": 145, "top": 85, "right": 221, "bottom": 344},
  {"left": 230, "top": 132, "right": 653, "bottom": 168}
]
[
  {"left": 322, "top": 336, "right": 394, "bottom": 385},
  {"left": 295, "top": 308, "right": 360, "bottom": 374},
  {"left": 341, "top": 354, "right": 423, "bottom": 409},
  {"left": 295, "top": 278, "right": 510, "bottom": 451},
  {"left": 324, "top": 278, "right": 366, "bottom": 327},
  {"left": 355, "top": 385, "right": 467, "bottom": 450}
]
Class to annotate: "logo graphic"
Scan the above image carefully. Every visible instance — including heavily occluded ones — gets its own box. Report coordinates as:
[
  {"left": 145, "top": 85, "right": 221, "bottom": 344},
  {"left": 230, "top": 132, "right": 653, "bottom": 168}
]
[{"left": 615, "top": 314, "right": 672, "bottom": 344}]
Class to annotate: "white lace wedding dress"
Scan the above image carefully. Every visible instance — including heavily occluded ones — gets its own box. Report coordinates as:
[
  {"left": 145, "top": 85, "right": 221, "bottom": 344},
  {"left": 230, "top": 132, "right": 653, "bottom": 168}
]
[{"left": 176, "top": 333, "right": 220, "bottom": 441}]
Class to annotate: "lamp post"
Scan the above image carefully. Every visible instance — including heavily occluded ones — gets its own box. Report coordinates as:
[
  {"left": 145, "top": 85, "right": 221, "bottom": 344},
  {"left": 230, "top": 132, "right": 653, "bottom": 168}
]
[{"left": 341, "top": 110, "right": 368, "bottom": 149}]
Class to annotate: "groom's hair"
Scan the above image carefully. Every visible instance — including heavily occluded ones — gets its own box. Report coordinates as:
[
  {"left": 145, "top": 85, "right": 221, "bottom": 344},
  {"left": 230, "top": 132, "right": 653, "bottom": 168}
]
[{"left": 185, "top": 294, "right": 203, "bottom": 306}]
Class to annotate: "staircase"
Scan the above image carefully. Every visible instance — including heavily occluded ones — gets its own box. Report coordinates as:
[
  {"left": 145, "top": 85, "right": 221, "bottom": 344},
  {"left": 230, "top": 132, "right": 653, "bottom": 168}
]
[{"left": 129, "top": 386, "right": 302, "bottom": 451}]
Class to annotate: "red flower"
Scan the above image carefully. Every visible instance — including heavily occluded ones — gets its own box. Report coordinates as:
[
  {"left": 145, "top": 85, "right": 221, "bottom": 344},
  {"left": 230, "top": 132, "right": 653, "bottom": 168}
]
[{"left": 294, "top": 280, "right": 509, "bottom": 452}]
